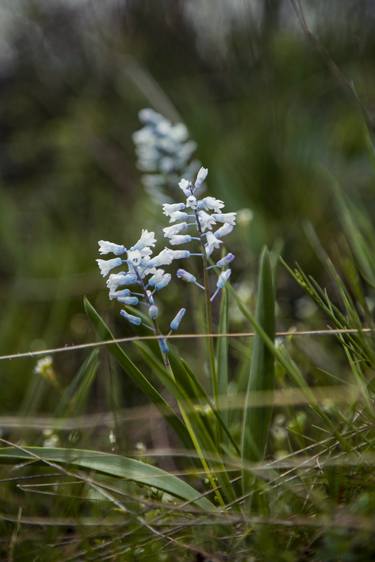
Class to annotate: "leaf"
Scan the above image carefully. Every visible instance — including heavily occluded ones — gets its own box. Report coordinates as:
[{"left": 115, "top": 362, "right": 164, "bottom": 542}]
[
  {"left": 0, "top": 446, "right": 215, "bottom": 511},
  {"left": 241, "top": 248, "right": 275, "bottom": 489},
  {"left": 83, "top": 298, "right": 192, "bottom": 449},
  {"left": 216, "top": 288, "right": 229, "bottom": 426}
]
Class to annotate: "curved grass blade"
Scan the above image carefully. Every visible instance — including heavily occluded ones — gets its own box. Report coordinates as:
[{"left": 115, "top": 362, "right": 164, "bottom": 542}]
[
  {"left": 0, "top": 446, "right": 215, "bottom": 511},
  {"left": 216, "top": 288, "right": 229, "bottom": 426},
  {"left": 241, "top": 248, "right": 275, "bottom": 491}
]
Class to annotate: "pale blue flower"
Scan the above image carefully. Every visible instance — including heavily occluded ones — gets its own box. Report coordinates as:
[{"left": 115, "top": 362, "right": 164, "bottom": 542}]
[
  {"left": 215, "top": 223, "right": 234, "bottom": 238},
  {"left": 148, "top": 248, "right": 190, "bottom": 267},
  {"left": 217, "top": 269, "right": 232, "bottom": 288},
  {"left": 215, "top": 253, "right": 235, "bottom": 268},
  {"left": 148, "top": 270, "right": 171, "bottom": 290},
  {"left": 212, "top": 212, "right": 237, "bottom": 225},
  {"left": 205, "top": 232, "right": 223, "bottom": 256},
  {"left": 117, "top": 296, "right": 139, "bottom": 306},
  {"left": 170, "top": 308, "right": 186, "bottom": 331},
  {"left": 133, "top": 108, "right": 200, "bottom": 203},
  {"left": 106, "top": 273, "right": 138, "bottom": 292},
  {"left": 162, "top": 203, "right": 186, "bottom": 216},
  {"left": 130, "top": 229, "right": 156, "bottom": 251},
  {"left": 148, "top": 305, "right": 159, "bottom": 319},
  {"left": 98, "top": 240, "right": 126, "bottom": 256},
  {"left": 169, "top": 234, "right": 195, "bottom": 246},
  {"left": 194, "top": 167, "right": 208, "bottom": 190},
  {"left": 177, "top": 269, "right": 204, "bottom": 289},
  {"left": 163, "top": 223, "right": 188, "bottom": 238},
  {"left": 198, "top": 196, "right": 224, "bottom": 213},
  {"left": 96, "top": 257, "right": 123, "bottom": 277},
  {"left": 120, "top": 310, "right": 142, "bottom": 326},
  {"left": 168, "top": 210, "right": 190, "bottom": 223},
  {"left": 210, "top": 270, "right": 232, "bottom": 302}
]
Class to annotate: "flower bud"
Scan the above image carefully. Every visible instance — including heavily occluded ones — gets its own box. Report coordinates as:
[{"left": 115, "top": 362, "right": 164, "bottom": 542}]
[{"left": 170, "top": 308, "right": 186, "bottom": 331}]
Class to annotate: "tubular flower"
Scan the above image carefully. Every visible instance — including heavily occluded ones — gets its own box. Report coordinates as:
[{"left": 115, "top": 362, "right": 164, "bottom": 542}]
[
  {"left": 133, "top": 108, "right": 201, "bottom": 202},
  {"left": 161, "top": 166, "right": 239, "bottom": 301},
  {"left": 96, "top": 231, "right": 187, "bottom": 329}
]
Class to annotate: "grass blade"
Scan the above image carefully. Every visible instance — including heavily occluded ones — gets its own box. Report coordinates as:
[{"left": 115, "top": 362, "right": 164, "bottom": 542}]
[
  {"left": 0, "top": 446, "right": 215, "bottom": 511},
  {"left": 241, "top": 247, "right": 275, "bottom": 491},
  {"left": 83, "top": 297, "right": 192, "bottom": 449}
]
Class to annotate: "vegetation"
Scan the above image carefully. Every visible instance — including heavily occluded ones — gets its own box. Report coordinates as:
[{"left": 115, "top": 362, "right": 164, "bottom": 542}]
[{"left": 0, "top": 2, "right": 374, "bottom": 560}]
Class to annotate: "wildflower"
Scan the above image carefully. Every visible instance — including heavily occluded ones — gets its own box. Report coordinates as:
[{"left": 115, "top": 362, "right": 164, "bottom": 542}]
[
  {"left": 98, "top": 240, "right": 126, "bottom": 256},
  {"left": 148, "top": 270, "right": 171, "bottom": 290},
  {"left": 96, "top": 257, "right": 123, "bottom": 277},
  {"left": 177, "top": 269, "right": 204, "bottom": 289},
  {"left": 117, "top": 296, "right": 139, "bottom": 306},
  {"left": 148, "top": 248, "right": 190, "bottom": 267},
  {"left": 207, "top": 253, "right": 235, "bottom": 270},
  {"left": 170, "top": 308, "right": 186, "bottom": 331},
  {"left": 212, "top": 212, "right": 237, "bottom": 225},
  {"left": 217, "top": 269, "right": 232, "bottom": 288},
  {"left": 133, "top": 108, "right": 200, "bottom": 202},
  {"left": 97, "top": 230, "right": 187, "bottom": 334},
  {"left": 160, "top": 166, "right": 237, "bottom": 297},
  {"left": 148, "top": 305, "right": 159, "bottom": 319},
  {"left": 167, "top": 210, "right": 190, "bottom": 224},
  {"left": 194, "top": 167, "right": 208, "bottom": 190},
  {"left": 162, "top": 203, "right": 185, "bottom": 216},
  {"left": 34, "top": 356, "right": 53, "bottom": 376},
  {"left": 120, "top": 310, "right": 142, "bottom": 326},
  {"left": 163, "top": 223, "right": 188, "bottom": 238},
  {"left": 178, "top": 178, "right": 192, "bottom": 197},
  {"left": 169, "top": 234, "right": 194, "bottom": 246},
  {"left": 205, "top": 232, "right": 223, "bottom": 256},
  {"left": 186, "top": 195, "right": 198, "bottom": 209},
  {"left": 210, "top": 270, "right": 232, "bottom": 302},
  {"left": 198, "top": 196, "right": 224, "bottom": 213},
  {"left": 106, "top": 273, "right": 138, "bottom": 292},
  {"left": 215, "top": 223, "right": 234, "bottom": 238},
  {"left": 130, "top": 229, "right": 156, "bottom": 251}
]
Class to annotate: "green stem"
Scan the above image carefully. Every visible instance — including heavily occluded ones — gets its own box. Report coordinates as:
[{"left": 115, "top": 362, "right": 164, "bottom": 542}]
[
  {"left": 133, "top": 266, "right": 224, "bottom": 505},
  {"left": 193, "top": 209, "right": 218, "bottom": 405}
]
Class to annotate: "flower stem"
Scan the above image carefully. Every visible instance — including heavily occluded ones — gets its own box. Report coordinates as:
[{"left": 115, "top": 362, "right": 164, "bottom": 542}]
[{"left": 193, "top": 209, "right": 218, "bottom": 405}]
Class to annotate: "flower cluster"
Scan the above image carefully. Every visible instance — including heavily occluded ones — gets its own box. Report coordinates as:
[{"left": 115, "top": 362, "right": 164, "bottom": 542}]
[
  {"left": 132, "top": 108, "right": 201, "bottom": 202},
  {"left": 96, "top": 230, "right": 190, "bottom": 335},
  {"left": 162, "top": 167, "right": 236, "bottom": 301}
]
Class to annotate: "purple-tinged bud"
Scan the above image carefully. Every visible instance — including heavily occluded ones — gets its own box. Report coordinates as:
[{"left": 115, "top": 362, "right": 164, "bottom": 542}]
[
  {"left": 159, "top": 338, "right": 169, "bottom": 354},
  {"left": 217, "top": 269, "right": 232, "bottom": 289},
  {"left": 117, "top": 296, "right": 139, "bottom": 306},
  {"left": 148, "top": 305, "right": 159, "bottom": 320},
  {"left": 170, "top": 308, "right": 186, "bottom": 331},
  {"left": 216, "top": 253, "right": 235, "bottom": 268},
  {"left": 177, "top": 269, "right": 204, "bottom": 290},
  {"left": 120, "top": 310, "right": 142, "bottom": 326}
]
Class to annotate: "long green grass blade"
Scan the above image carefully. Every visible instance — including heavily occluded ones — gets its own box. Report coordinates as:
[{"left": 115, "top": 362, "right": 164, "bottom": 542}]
[
  {"left": 0, "top": 446, "right": 215, "bottom": 511},
  {"left": 83, "top": 298, "right": 192, "bottom": 449},
  {"left": 217, "top": 288, "right": 229, "bottom": 426},
  {"left": 241, "top": 248, "right": 275, "bottom": 491}
]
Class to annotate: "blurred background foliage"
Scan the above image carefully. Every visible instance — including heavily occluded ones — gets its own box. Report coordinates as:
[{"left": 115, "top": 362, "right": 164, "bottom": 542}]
[{"left": 0, "top": 0, "right": 375, "bottom": 407}]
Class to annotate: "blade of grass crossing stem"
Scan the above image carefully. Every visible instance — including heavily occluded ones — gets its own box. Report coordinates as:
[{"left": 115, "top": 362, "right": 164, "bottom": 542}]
[
  {"left": 0, "top": 446, "right": 215, "bottom": 512},
  {"left": 241, "top": 248, "right": 275, "bottom": 493},
  {"left": 217, "top": 288, "right": 229, "bottom": 427},
  {"left": 83, "top": 298, "right": 192, "bottom": 450}
]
